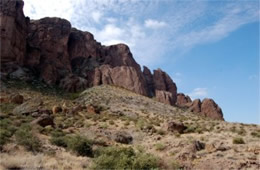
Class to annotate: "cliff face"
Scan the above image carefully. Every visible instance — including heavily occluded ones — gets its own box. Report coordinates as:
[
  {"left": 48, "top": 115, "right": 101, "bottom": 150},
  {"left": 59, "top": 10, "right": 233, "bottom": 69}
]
[{"left": 0, "top": 0, "right": 224, "bottom": 120}]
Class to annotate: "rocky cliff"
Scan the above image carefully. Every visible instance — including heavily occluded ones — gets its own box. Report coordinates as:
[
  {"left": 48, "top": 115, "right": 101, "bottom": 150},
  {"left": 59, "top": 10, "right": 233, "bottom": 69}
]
[{"left": 0, "top": 0, "right": 224, "bottom": 120}]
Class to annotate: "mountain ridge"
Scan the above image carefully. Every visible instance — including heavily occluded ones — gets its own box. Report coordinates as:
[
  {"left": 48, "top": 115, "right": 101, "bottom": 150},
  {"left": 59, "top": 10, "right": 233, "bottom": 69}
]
[{"left": 0, "top": 0, "right": 223, "bottom": 120}]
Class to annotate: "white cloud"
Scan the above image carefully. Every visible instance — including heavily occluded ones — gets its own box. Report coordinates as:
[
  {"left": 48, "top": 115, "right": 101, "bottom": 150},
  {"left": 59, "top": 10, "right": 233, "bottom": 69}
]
[
  {"left": 91, "top": 11, "right": 103, "bottom": 23},
  {"left": 23, "top": 0, "right": 259, "bottom": 68},
  {"left": 189, "top": 88, "right": 208, "bottom": 99},
  {"left": 145, "top": 19, "right": 167, "bottom": 29}
]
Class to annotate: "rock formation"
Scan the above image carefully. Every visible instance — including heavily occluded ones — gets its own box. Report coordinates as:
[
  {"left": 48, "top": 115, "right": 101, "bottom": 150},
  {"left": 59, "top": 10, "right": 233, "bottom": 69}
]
[
  {"left": 0, "top": 0, "right": 28, "bottom": 72},
  {"left": 176, "top": 93, "right": 192, "bottom": 107},
  {"left": 201, "top": 98, "right": 224, "bottom": 120},
  {"left": 0, "top": 0, "right": 224, "bottom": 120}
]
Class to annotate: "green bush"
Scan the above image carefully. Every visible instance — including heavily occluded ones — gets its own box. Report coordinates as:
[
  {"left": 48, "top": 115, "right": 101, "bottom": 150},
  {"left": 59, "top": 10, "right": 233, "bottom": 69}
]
[
  {"left": 66, "top": 135, "right": 93, "bottom": 157},
  {"left": 233, "top": 137, "right": 245, "bottom": 144},
  {"left": 92, "top": 146, "right": 159, "bottom": 170},
  {"left": 0, "top": 118, "right": 17, "bottom": 147},
  {"left": 50, "top": 129, "right": 68, "bottom": 148},
  {"left": 251, "top": 131, "right": 260, "bottom": 138},
  {"left": 15, "top": 124, "right": 41, "bottom": 152},
  {"left": 154, "top": 143, "right": 166, "bottom": 151},
  {"left": 50, "top": 132, "right": 93, "bottom": 157},
  {"left": 157, "top": 129, "right": 166, "bottom": 136}
]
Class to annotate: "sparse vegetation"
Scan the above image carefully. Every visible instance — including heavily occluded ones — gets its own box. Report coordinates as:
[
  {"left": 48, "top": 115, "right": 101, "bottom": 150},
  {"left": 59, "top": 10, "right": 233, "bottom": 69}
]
[
  {"left": 50, "top": 131, "right": 93, "bottom": 157},
  {"left": 154, "top": 143, "right": 166, "bottom": 151},
  {"left": 251, "top": 131, "right": 260, "bottom": 138},
  {"left": 92, "top": 146, "right": 159, "bottom": 170},
  {"left": 233, "top": 137, "right": 245, "bottom": 144},
  {"left": 0, "top": 118, "right": 17, "bottom": 148},
  {"left": 15, "top": 124, "right": 41, "bottom": 152}
]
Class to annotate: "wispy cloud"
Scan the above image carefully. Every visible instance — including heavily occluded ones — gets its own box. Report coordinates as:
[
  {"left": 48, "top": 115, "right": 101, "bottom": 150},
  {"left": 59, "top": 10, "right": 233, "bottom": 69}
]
[
  {"left": 189, "top": 88, "right": 208, "bottom": 99},
  {"left": 23, "top": 0, "right": 259, "bottom": 68},
  {"left": 145, "top": 19, "right": 167, "bottom": 29}
]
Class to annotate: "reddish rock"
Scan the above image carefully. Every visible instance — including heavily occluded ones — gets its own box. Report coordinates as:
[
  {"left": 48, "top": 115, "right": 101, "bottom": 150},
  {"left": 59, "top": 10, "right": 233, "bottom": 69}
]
[
  {"left": 201, "top": 98, "right": 224, "bottom": 120},
  {"left": 26, "top": 17, "right": 72, "bottom": 84},
  {"left": 143, "top": 66, "right": 154, "bottom": 97},
  {"left": 31, "top": 114, "right": 54, "bottom": 127},
  {"left": 103, "top": 44, "right": 141, "bottom": 70},
  {"left": 155, "top": 90, "right": 175, "bottom": 105},
  {"left": 188, "top": 99, "right": 201, "bottom": 113},
  {"left": 0, "top": 0, "right": 28, "bottom": 71},
  {"left": 176, "top": 93, "right": 192, "bottom": 107},
  {"left": 59, "top": 74, "right": 88, "bottom": 92},
  {"left": 167, "top": 121, "right": 187, "bottom": 134},
  {"left": 153, "top": 69, "right": 177, "bottom": 104},
  {"left": 93, "top": 65, "right": 148, "bottom": 96},
  {"left": 10, "top": 94, "right": 24, "bottom": 104}
]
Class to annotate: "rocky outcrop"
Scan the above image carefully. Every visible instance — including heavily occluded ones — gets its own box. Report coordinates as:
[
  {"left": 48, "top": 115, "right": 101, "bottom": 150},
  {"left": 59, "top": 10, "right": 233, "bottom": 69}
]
[
  {"left": 59, "top": 74, "right": 88, "bottom": 92},
  {"left": 143, "top": 66, "right": 154, "bottom": 97},
  {"left": 188, "top": 99, "right": 202, "bottom": 113},
  {"left": 0, "top": 0, "right": 28, "bottom": 72},
  {"left": 153, "top": 69, "right": 177, "bottom": 104},
  {"left": 176, "top": 93, "right": 192, "bottom": 107},
  {"left": 155, "top": 90, "right": 175, "bottom": 105},
  {"left": 201, "top": 98, "right": 224, "bottom": 120},
  {"left": 93, "top": 65, "right": 147, "bottom": 96},
  {"left": 26, "top": 17, "right": 72, "bottom": 85}
]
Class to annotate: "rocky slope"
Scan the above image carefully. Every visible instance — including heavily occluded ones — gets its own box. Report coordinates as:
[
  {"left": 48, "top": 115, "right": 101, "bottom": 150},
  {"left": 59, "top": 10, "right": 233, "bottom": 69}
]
[
  {"left": 0, "top": 82, "right": 259, "bottom": 169},
  {"left": 0, "top": 0, "right": 223, "bottom": 120}
]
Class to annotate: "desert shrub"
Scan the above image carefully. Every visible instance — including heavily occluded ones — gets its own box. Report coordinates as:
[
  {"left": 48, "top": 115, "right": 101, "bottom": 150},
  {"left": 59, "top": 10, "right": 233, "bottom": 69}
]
[
  {"left": 0, "top": 118, "right": 17, "bottom": 147},
  {"left": 124, "top": 120, "right": 130, "bottom": 126},
  {"left": 66, "top": 135, "right": 93, "bottom": 157},
  {"left": 50, "top": 129, "right": 68, "bottom": 147},
  {"left": 170, "top": 160, "right": 182, "bottom": 169},
  {"left": 92, "top": 146, "right": 159, "bottom": 170},
  {"left": 237, "top": 128, "right": 247, "bottom": 136},
  {"left": 251, "top": 131, "right": 260, "bottom": 138},
  {"left": 50, "top": 132, "right": 93, "bottom": 157},
  {"left": 233, "top": 137, "right": 245, "bottom": 144},
  {"left": 0, "top": 103, "right": 17, "bottom": 114},
  {"left": 154, "top": 143, "right": 166, "bottom": 151},
  {"left": 109, "top": 120, "right": 115, "bottom": 125},
  {"left": 184, "top": 125, "right": 197, "bottom": 133},
  {"left": 157, "top": 129, "right": 166, "bottom": 136},
  {"left": 132, "top": 152, "right": 159, "bottom": 170},
  {"left": 15, "top": 124, "right": 41, "bottom": 152}
]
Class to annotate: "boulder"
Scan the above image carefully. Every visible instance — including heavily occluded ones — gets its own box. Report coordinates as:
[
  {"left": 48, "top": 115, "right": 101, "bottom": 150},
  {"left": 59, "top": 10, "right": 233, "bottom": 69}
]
[
  {"left": 114, "top": 131, "right": 133, "bottom": 144},
  {"left": 201, "top": 98, "right": 224, "bottom": 120},
  {"left": 176, "top": 93, "right": 192, "bottom": 107},
  {"left": 13, "top": 99, "right": 43, "bottom": 115},
  {"left": 31, "top": 114, "right": 54, "bottom": 127},
  {"left": 167, "top": 121, "right": 187, "bottom": 134},
  {"left": 155, "top": 90, "right": 175, "bottom": 105},
  {"left": 52, "top": 106, "right": 62, "bottom": 114},
  {"left": 59, "top": 74, "right": 88, "bottom": 92},
  {"left": 10, "top": 94, "right": 24, "bottom": 104}
]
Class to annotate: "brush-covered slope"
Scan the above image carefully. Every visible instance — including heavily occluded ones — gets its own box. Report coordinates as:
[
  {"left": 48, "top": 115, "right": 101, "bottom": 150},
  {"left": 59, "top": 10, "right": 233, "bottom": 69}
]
[{"left": 0, "top": 81, "right": 259, "bottom": 170}]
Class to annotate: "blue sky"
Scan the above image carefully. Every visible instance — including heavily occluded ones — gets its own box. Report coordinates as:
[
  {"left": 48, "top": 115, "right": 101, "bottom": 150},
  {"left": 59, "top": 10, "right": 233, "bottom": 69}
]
[{"left": 24, "top": 0, "right": 259, "bottom": 124}]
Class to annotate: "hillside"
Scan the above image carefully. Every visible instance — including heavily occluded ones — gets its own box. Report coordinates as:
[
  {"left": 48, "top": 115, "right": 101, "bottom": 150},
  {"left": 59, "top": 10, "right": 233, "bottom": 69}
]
[{"left": 0, "top": 81, "right": 259, "bottom": 169}]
